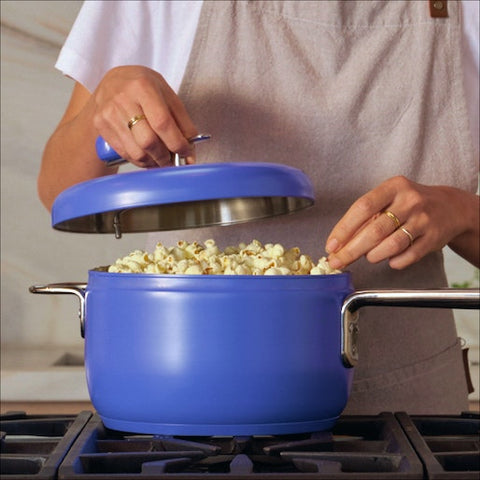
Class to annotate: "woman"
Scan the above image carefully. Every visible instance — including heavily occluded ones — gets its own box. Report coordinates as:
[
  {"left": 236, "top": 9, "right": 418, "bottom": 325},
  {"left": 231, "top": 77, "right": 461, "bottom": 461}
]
[{"left": 39, "top": 1, "right": 479, "bottom": 413}]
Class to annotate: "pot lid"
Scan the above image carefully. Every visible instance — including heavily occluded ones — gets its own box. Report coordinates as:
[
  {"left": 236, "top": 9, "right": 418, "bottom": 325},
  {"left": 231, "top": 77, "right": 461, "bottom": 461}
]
[{"left": 51, "top": 162, "right": 314, "bottom": 238}]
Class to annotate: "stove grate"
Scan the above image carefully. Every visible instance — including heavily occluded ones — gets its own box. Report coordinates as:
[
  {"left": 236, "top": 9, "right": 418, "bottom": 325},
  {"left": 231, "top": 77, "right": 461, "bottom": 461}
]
[
  {"left": 8, "top": 411, "right": 478, "bottom": 479},
  {"left": 58, "top": 412, "right": 424, "bottom": 479},
  {"left": 0, "top": 411, "right": 91, "bottom": 479},
  {"left": 396, "top": 411, "right": 480, "bottom": 480}
]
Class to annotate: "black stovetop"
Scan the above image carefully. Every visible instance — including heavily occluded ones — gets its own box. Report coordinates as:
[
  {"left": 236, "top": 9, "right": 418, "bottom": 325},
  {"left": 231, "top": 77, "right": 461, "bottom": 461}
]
[{"left": 0, "top": 411, "right": 478, "bottom": 479}]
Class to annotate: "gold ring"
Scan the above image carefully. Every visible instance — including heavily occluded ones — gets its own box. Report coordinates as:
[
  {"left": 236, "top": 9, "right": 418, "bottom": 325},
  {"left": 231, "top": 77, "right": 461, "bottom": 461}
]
[
  {"left": 127, "top": 114, "right": 146, "bottom": 129},
  {"left": 383, "top": 210, "right": 401, "bottom": 230},
  {"left": 400, "top": 227, "right": 414, "bottom": 246}
]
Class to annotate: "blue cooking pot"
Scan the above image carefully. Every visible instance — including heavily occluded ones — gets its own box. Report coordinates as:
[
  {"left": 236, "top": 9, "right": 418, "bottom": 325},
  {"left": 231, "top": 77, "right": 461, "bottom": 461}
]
[{"left": 29, "top": 273, "right": 478, "bottom": 435}]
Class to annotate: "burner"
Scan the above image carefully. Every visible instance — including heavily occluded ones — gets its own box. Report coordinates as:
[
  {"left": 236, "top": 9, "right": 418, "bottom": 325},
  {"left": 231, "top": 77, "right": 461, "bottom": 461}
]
[
  {"left": 0, "top": 411, "right": 91, "bottom": 479},
  {"left": 396, "top": 412, "right": 480, "bottom": 480},
  {"left": 57, "top": 412, "right": 423, "bottom": 479}
]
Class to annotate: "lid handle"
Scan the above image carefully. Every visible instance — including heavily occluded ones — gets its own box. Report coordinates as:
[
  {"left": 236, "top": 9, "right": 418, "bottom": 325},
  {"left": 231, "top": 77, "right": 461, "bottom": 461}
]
[{"left": 95, "top": 134, "right": 211, "bottom": 166}]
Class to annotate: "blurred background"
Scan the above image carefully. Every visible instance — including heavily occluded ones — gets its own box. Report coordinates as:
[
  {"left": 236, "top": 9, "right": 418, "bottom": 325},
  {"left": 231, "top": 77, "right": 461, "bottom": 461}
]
[
  {"left": 1, "top": 1, "right": 478, "bottom": 403},
  {"left": 1, "top": 1, "right": 150, "bottom": 402}
]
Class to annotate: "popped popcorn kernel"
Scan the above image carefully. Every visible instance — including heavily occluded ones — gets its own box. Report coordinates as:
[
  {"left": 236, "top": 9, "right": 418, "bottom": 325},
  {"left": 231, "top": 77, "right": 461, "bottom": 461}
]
[{"left": 107, "top": 240, "right": 342, "bottom": 275}]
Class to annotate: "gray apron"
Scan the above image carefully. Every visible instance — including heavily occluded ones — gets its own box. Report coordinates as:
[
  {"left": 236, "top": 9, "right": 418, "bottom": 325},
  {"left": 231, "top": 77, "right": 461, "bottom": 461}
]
[{"left": 153, "top": 0, "right": 476, "bottom": 413}]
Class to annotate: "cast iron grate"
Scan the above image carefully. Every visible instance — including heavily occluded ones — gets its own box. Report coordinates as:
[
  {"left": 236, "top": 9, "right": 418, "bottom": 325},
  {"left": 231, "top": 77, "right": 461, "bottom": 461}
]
[
  {"left": 58, "top": 412, "right": 423, "bottom": 479},
  {"left": 0, "top": 410, "right": 91, "bottom": 479},
  {"left": 396, "top": 411, "right": 480, "bottom": 480}
]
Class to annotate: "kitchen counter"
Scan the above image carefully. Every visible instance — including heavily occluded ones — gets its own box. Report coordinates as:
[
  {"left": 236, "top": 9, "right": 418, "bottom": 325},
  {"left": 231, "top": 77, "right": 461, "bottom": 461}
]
[
  {"left": 0, "top": 345, "right": 89, "bottom": 402},
  {"left": 2, "top": 400, "right": 478, "bottom": 416},
  {"left": 1, "top": 401, "right": 93, "bottom": 415}
]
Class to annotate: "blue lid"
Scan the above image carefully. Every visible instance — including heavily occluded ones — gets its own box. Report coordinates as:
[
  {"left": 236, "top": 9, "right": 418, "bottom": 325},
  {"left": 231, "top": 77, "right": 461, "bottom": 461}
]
[{"left": 51, "top": 162, "right": 314, "bottom": 238}]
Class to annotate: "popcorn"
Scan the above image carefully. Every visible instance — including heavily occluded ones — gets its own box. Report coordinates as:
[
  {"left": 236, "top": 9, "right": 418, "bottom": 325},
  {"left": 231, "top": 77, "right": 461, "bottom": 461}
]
[{"left": 108, "top": 239, "right": 342, "bottom": 275}]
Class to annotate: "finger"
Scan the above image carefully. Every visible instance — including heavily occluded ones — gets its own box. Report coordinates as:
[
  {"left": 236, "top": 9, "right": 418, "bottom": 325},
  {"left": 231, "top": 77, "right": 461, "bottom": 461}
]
[
  {"left": 164, "top": 81, "right": 198, "bottom": 140},
  {"left": 119, "top": 96, "right": 171, "bottom": 167},
  {"left": 94, "top": 100, "right": 159, "bottom": 167},
  {"left": 119, "top": 116, "right": 160, "bottom": 168},
  {"left": 388, "top": 233, "right": 428, "bottom": 269},
  {"left": 325, "top": 182, "right": 396, "bottom": 254},
  {"left": 137, "top": 81, "right": 198, "bottom": 161},
  {"left": 366, "top": 225, "right": 416, "bottom": 264},
  {"left": 128, "top": 113, "right": 173, "bottom": 167},
  {"left": 328, "top": 209, "right": 402, "bottom": 269},
  {"left": 94, "top": 121, "right": 150, "bottom": 168}
]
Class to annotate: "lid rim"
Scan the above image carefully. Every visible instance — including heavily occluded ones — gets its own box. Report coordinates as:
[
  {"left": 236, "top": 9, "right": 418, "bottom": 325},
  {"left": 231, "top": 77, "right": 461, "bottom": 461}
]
[{"left": 52, "top": 162, "right": 315, "bottom": 234}]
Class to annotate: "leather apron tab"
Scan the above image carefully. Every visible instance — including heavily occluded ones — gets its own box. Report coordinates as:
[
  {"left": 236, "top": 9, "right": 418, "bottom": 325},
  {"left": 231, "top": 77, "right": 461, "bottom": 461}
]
[{"left": 429, "top": 0, "right": 448, "bottom": 18}]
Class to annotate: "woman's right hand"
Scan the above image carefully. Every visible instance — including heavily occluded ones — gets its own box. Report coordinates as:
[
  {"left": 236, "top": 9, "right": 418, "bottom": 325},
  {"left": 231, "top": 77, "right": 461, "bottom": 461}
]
[
  {"left": 39, "top": 66, "right": 198, "bottom": 211},
  {"left": 91, "top": 65, "right": 198, "bottom": 167}
]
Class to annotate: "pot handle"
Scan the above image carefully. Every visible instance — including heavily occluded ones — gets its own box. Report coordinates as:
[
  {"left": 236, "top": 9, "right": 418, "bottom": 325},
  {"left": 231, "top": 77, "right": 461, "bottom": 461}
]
[
  {"left": 29, "top": 283, "right": 87, "bottom": 338},
  {"left": 341, "top": 288, "right": 480, "bottom": 368}
]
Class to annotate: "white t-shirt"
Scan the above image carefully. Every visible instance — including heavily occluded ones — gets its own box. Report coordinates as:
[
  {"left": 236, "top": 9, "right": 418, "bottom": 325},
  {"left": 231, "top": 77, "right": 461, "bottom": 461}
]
[{"left": 56, "top": 0, "right": 479, "bottom": 156}]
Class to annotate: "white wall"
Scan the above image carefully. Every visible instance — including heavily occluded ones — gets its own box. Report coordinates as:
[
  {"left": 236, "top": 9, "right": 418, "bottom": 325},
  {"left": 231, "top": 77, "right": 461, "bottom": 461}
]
[
  {"left": 1, "top": 1, "right": 148, "bottom": 349},
  {"left": 1, "top": 1, "right": 478, "bottom": 353}
]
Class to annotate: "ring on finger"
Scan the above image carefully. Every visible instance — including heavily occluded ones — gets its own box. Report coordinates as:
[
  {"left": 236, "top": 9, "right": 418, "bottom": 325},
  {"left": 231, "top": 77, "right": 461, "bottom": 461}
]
[
  {"left": 128, "top": 114, "right": 147, "bottom": 130},
  {"left": 400, "top": 227, "right": 414, "bottom": 246},
  {"left": 382, "top": 210, "right": 401, "bottom": 230}
]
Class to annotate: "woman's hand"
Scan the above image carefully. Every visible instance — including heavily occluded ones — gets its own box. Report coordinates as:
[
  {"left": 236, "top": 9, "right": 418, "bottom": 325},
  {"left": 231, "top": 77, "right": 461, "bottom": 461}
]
[
  {"left": 91, "top": 65, "right": 198, "bottom": 167},
  {"left": 326, "top": 176, "right": 480, "bottom": 270},
  {"left": 39, "top": 65, "right": 198, "bottom": 211}
]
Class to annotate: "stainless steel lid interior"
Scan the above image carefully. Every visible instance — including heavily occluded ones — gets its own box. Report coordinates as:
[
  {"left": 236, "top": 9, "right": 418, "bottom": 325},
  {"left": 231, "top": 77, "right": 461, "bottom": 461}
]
[{"left": 51, "top": 162, "right": 315, "bottom": 238}]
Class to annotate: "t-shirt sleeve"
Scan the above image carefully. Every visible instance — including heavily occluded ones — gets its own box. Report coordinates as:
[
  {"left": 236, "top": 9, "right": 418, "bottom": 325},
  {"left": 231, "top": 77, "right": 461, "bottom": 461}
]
[{"left": 55, "top": 0, "right": 202, "bottom": 93}]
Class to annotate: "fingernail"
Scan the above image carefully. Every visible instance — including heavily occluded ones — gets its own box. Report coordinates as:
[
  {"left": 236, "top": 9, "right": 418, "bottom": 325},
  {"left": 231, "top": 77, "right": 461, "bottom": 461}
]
[
  {"left": 325, "top": 238, "right": 339, "bottom": 254},
  {"left": 328, "top": 256, "right": 343, "bottom": 270}
]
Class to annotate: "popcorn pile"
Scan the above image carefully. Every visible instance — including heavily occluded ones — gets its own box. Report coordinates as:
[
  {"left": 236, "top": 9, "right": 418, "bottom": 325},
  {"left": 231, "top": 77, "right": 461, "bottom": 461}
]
[{"left": 108, "top": 239, "right": 341, "bottom": 276}]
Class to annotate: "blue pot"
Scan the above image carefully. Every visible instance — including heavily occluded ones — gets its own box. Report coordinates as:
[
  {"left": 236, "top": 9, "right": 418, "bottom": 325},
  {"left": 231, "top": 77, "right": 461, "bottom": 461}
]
[
  {"left": 83, "top": 270, "right": 354, "bottom": 435},
  {"left": 30, "top": 274, "right": 478, "bottom": 435}
]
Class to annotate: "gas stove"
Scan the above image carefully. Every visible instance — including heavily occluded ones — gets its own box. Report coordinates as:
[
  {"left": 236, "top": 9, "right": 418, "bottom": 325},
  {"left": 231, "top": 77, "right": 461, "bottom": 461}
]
[{"left": 0, "top": 411, "right": 478, "bottom": 479}]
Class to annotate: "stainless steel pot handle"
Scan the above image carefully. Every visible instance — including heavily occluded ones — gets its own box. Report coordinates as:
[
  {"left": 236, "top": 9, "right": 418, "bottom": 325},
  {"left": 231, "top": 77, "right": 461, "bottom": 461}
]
[
  {"left": 29, "top": 283, "right": 87, "bottom": 338},
  {"left": 341, "top": 288, "right": 480, "bottom": 368}
]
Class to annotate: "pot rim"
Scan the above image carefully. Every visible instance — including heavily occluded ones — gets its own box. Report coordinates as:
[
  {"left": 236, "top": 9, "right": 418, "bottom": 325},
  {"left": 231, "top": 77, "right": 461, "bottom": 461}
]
[{"left": 89, "top": 267, "right": 352, "bottom": 280}]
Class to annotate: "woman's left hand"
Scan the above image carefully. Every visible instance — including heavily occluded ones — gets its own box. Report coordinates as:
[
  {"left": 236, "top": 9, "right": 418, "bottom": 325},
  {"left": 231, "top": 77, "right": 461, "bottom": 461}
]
[{"left": 326, "top": 176, "right": 480, "bottom": 270}]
